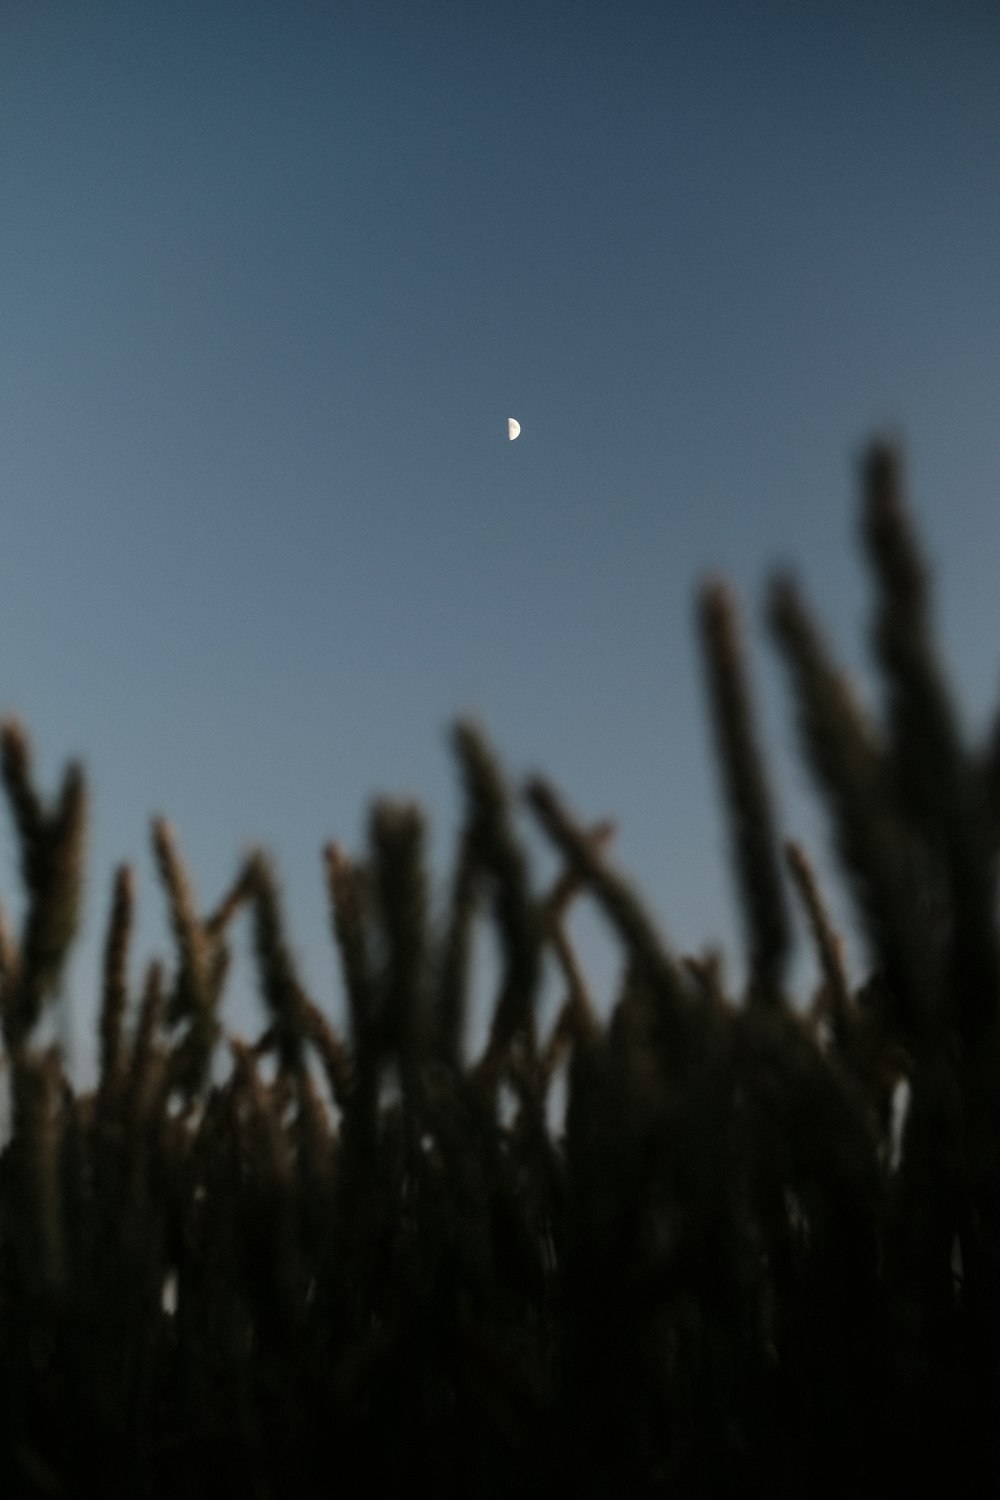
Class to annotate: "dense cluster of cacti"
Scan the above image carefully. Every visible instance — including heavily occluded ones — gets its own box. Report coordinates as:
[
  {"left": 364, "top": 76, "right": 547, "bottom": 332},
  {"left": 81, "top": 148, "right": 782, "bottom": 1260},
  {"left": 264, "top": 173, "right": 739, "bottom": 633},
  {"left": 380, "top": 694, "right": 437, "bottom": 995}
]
[{"left": 1, "top": 442, "right": 998, "bottom": 1496}]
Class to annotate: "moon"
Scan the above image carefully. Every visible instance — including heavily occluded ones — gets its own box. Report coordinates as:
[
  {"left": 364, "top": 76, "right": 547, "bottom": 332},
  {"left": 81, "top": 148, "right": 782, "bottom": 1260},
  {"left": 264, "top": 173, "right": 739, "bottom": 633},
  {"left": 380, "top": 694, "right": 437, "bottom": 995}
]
[{"left": 508, "top": 418, "right": 520, "bottom": 441}]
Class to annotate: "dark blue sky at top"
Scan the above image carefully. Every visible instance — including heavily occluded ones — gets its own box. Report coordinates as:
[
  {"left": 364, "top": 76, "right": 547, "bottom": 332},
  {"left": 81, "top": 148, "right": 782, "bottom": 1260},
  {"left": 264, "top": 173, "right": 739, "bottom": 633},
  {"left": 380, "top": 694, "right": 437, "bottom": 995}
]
[{"left": 2, "top": 1, "right": 1000, "bottom": 1085}]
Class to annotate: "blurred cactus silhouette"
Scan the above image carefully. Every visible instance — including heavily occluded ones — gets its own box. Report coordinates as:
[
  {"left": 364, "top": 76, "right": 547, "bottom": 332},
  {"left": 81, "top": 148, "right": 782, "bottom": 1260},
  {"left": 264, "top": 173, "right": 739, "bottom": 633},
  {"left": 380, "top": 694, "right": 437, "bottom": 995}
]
[{"left": 0, "top": 440, "right": 998, "bottom": 1496}]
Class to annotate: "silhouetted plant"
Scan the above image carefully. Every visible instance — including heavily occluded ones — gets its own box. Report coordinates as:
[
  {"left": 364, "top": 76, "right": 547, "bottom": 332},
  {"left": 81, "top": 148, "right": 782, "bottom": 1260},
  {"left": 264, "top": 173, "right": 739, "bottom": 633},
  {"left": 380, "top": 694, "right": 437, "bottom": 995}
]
[{"left": 0, "top": 439, "right": 997, "bottom": 1496}]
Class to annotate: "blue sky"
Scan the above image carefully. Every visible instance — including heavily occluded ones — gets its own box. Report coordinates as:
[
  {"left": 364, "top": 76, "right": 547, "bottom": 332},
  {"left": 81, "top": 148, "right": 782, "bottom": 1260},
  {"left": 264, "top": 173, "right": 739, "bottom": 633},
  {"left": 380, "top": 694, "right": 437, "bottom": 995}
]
[{"left": 2, "top": 1, "right": 1000, "bottom": 1085}]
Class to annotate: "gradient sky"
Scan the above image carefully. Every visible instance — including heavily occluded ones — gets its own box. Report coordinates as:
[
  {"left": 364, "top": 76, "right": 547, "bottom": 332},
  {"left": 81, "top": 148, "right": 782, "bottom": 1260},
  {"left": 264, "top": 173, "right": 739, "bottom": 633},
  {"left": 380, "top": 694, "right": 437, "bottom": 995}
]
[{"left": 3, "top": 1, "right": 1000, "bottom": 1087}]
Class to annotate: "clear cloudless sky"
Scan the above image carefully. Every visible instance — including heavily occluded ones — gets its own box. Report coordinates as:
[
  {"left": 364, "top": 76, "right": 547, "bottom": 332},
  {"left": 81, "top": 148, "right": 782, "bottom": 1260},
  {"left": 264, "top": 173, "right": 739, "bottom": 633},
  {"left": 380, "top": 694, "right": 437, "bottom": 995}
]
[{"left": 2, "top": 0, "right": 1000, "bottom": 1087}]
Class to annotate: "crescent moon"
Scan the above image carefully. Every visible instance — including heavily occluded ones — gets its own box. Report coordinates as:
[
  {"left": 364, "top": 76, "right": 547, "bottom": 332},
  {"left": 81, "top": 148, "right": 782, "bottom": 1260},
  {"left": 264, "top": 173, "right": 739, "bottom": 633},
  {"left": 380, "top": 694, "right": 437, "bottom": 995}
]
[{"left": 508, "top": 418, "right": 520, "bottom": 441}]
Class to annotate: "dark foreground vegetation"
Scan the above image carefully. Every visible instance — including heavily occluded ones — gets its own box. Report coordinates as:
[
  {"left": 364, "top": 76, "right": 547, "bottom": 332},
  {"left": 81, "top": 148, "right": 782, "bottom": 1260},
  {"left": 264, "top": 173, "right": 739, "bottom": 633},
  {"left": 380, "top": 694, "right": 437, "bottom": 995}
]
[{"left": 1, "top": 443, "right": 999, "bottom": 1496}]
